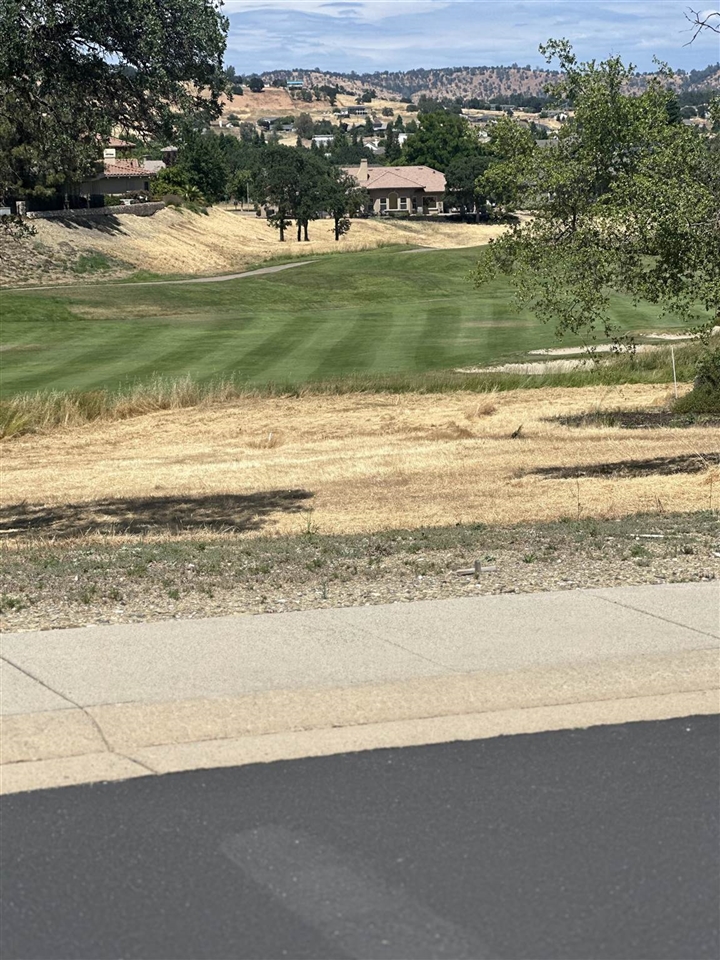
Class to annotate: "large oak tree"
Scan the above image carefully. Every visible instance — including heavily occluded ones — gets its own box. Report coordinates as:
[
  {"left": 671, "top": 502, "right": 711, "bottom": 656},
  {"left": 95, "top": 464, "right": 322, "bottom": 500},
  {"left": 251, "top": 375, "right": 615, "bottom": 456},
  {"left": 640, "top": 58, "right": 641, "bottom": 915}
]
[
  {"left": 475, "top": 41, "right": 720, "bottom": 346},
  {"left": 0, "top": 0, "right": 228, "bottom": 199}
]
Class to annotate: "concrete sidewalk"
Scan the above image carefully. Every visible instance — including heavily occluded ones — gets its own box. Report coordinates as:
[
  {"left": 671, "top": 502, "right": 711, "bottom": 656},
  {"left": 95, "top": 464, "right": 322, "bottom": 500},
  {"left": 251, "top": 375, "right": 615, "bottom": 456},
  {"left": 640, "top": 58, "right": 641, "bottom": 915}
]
[{"left": 1, "top": 582, "right": 718, "bottom": 794}]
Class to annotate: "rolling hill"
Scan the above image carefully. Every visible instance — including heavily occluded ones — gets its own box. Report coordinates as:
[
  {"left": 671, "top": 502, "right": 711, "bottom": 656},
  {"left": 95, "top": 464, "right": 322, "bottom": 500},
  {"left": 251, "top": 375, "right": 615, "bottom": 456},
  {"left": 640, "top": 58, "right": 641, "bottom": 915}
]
[{"left": 263, "top": 62, "right": 720, "bottom": 103}]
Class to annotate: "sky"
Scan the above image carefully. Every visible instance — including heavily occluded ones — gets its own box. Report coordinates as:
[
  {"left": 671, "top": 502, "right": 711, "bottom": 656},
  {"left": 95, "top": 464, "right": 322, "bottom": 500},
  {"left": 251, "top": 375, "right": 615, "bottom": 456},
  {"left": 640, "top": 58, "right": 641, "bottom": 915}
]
[{"left": 222, "top": 1, "right": 720, "bottom": 75}]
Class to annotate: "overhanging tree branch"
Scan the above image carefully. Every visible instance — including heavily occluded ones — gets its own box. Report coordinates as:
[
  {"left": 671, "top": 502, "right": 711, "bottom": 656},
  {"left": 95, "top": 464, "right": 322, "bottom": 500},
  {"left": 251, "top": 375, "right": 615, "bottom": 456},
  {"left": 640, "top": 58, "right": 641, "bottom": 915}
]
[{"left": 684, "top": 7, "right": 720, "bottom": 43}]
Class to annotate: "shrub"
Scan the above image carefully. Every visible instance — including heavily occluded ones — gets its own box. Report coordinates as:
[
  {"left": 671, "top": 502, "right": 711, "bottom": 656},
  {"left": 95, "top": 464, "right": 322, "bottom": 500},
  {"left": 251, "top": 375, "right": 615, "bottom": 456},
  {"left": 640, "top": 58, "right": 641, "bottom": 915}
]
[{"left": 674, "top": 348, "right": 720, "bottom": 415}]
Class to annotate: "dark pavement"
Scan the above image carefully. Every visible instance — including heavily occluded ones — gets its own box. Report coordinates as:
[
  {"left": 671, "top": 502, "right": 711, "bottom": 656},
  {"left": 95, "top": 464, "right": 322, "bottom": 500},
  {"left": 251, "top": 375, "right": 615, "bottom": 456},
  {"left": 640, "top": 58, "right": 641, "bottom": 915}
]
[{"left": 1, "top": 715, "right": 718, "bottom": 960}]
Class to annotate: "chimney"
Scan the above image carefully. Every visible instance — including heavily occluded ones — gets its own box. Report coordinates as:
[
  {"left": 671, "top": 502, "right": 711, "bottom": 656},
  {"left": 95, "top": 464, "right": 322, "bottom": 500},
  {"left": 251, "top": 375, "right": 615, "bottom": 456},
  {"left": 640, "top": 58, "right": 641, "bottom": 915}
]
[{"left": 359, "top": 158, "right": 369, "bottom": 182}]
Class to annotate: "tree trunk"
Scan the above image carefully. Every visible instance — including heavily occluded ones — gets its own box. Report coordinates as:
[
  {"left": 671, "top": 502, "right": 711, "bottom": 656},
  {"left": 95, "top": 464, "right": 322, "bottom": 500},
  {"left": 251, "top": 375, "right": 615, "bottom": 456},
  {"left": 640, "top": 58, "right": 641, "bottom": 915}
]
[
  {"left": 334, "top": 215, "right": 340, "bottom": 241},
  {"left": 303, "top": 220, "right": 309, "bottom": 241},
  {"left": 297, "top": 220, "right": 302, "bottom": 241},
  {"left": 279, "top": 220, "right": 285, "bottom": 241}
]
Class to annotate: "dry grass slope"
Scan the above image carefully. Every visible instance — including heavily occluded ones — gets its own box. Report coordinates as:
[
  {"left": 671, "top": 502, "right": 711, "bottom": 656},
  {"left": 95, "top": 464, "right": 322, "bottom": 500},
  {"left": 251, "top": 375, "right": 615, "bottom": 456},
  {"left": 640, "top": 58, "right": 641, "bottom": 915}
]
[
  {"left": 3, "top": 384, "right": 718, "bottom": 539},
  {"left": 1, "top": 207, "right": 507, "bottom": 287}
]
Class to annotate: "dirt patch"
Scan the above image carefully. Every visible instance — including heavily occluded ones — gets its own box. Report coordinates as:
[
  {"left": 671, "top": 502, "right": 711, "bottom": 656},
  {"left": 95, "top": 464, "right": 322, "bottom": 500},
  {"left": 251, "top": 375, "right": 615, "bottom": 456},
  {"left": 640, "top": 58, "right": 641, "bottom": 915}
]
[
  {"left": 554, "top": 411, "right": 720, "bottom": 430},
  {"left": 531, "top": 453, "right": 720, "bottom": 480}
]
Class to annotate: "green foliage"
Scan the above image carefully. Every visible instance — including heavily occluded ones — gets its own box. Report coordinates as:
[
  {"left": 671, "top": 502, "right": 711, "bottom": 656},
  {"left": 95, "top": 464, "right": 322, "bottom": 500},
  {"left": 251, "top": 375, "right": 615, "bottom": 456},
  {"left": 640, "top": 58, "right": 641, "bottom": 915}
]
[
  {"left": 151, "top": 166, "right": 193, "bottom": 199},
  {"left": 294, "top": 113, "right": 315, "bottom": 140},
  {"left": 444, "top": 151, "right": 494, "bottom": 216},
  {"left": 400, "top": 112, "right": 478, "bottom": 171},
  {"left": 475, "top": 41, "right": 720, "bottom": 346},
  {"left": 250, "top": 145, "right": 330, "bottom": 241},
  {"left": 327, "top": 131, "right": 374, "bottom": 165},
  {"left": 247, "top": 75, "right": 265, "bottom": 93},
  {"left": 675, "top": 349, "right": 720, "bottom": 414},
  {"left": 175, "top": 129, "right": 228, "bottom": 203},
  {"left": 384, "top": 128, "right": 401, "bottom": 163},
  {"left": 71, "top": 253, "right": 115, "bottom": 275},
  {"left": 323, "top": 170, "right": 367, "bottom": 240},
  {"left": 0, "top": 214, "right": 36, "bottom": 242},
  {"left": 0, "top": 0, "right": 228, "bottom": 199}
]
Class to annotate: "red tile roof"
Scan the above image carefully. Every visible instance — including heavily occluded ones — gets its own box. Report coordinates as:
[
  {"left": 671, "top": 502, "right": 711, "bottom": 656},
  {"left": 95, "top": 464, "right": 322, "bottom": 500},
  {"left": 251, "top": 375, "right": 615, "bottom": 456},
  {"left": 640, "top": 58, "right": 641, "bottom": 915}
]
[{"left": 101, "top": 159, "right": 157, "bottom": 178}]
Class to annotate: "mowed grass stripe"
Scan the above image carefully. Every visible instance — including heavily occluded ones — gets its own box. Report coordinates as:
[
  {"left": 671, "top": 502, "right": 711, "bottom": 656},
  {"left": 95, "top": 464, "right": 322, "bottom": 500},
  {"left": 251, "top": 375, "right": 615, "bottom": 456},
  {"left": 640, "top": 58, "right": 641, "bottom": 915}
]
[
  {"left": 305, "top": 309, "right": 392, "bottom": 381},
  {"left": 0, "top": 246, "right": 701, "bottom": 397},
  {"left": 226, "top": 311, "right": 331, "bottom": 382},
  {"left": 1, "top": 324, "right": 151, "bottom": 394},
  {"left": 115, "top": 321, "right": 250, "bottom": 387}
]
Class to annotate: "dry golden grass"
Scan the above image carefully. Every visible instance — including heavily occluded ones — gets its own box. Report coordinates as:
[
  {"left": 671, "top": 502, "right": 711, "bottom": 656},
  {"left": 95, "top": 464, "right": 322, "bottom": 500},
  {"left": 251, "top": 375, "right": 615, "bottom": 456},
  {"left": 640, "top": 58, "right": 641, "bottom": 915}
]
[
  {"left": 217, "top": 89, "right": 420, "bottom": 126},
  {"left": 13, "top": 206, "right": 506, "bottom": 284},
  {"left": 3, "top": 384, "right": 718, "bottom": 538}
]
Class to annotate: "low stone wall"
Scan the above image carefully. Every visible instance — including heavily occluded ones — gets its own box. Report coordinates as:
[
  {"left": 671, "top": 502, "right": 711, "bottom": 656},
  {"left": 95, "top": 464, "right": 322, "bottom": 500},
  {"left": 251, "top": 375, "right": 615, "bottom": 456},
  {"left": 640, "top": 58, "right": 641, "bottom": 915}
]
[{"left": 27, "top": 202, "right": 165, "bottom": 220}]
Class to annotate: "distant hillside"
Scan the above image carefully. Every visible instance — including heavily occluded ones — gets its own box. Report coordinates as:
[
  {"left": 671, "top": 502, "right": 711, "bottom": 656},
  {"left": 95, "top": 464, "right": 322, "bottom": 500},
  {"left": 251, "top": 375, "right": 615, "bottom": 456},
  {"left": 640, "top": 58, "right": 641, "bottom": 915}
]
[{"left": 264, "top": 63, "right": 720, "bottom": 102}]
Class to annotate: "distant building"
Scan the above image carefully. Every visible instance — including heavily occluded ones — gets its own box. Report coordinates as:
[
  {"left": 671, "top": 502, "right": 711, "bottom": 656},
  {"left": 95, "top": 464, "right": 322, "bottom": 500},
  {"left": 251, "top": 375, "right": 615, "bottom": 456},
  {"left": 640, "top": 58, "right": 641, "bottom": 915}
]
[
  {"left": 346, "top": 105, "right": 369, "bottom": 117},
  {"left": 286, "top": 79, "right": 304, "bottom": 89},
  {"left": 343, "top": 159, "right": 445, "bottom": 215},
  {"left": 76, "top": 158, "right": 163, "bottom": 197},
  {"left": 160, "top": 145, "right": 179, "bottom": 166}
]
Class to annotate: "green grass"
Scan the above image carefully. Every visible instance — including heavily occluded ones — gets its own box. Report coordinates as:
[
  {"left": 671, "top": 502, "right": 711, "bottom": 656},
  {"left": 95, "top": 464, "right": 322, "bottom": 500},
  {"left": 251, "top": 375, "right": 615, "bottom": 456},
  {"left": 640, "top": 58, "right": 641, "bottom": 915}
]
[{"left": 0, "top": 246, "right": 696, "bottom": 398}]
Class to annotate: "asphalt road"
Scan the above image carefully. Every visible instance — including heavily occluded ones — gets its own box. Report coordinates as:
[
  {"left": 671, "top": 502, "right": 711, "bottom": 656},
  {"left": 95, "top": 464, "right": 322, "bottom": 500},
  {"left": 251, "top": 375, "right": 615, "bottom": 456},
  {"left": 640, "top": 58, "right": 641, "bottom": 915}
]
[{"left": 2, "top": 715, "right": 718, "bottom": 960}]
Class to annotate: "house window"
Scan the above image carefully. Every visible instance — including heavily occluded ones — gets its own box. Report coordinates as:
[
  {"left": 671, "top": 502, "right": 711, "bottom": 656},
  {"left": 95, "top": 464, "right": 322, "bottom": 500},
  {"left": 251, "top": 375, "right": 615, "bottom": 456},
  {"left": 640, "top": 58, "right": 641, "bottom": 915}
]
[
  {"left": 399, "top": 197, "right": 408, "bottom": 210},
  {"left": 144, "top": 181, "right": 150, "bottom": 191},
  {"left": 426, "top": 197, "right": 436, "bottom": 208},
  {"left": 379, "top": 197, "right": 387, "bottom": 212}
]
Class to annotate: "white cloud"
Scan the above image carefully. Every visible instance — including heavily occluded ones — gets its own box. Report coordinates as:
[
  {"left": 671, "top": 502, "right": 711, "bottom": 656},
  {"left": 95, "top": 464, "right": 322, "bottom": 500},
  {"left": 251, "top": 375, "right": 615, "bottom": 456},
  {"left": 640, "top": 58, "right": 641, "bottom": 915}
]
[{"left": 223, "top": 0, "right": 720, "bottom": 73}]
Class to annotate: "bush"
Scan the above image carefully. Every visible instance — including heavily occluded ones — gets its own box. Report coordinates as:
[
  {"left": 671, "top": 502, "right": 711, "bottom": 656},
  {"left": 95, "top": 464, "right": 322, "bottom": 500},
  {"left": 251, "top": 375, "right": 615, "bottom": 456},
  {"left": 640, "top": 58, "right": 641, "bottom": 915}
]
[{"left": 674, "top": 348, "right": 720, "bottom": 415}]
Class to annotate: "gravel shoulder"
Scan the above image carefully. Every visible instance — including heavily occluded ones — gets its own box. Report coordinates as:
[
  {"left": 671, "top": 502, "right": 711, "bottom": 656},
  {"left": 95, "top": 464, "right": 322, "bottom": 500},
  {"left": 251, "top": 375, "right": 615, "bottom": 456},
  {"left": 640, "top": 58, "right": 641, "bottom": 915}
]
[{"left": 1, "top": 511, "right": 717, "bottom": 633}]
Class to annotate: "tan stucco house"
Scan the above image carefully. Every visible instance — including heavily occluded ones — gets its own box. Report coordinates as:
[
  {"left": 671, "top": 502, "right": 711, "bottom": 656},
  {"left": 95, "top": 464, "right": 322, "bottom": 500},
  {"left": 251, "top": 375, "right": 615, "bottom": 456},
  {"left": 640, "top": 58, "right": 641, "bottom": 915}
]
[
  {"left": 76, "top": 158, "right": 163, "bottom": 197},
  {"left": 343, "top": 159, "right": 446, "bottom": 215}
]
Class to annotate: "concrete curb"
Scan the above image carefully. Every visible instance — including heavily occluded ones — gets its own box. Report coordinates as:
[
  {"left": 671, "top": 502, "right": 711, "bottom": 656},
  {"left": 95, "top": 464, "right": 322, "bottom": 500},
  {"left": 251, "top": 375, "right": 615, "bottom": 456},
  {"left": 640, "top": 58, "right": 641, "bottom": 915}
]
[
  {"left": 2, "top": 688, "right": 717, "bottom": 795},
  {"left": 2, "top": 648, "right": 718, "bottom": 794},
  {"left": 1, "top": 583, "right": 718, "bottom": 794}
]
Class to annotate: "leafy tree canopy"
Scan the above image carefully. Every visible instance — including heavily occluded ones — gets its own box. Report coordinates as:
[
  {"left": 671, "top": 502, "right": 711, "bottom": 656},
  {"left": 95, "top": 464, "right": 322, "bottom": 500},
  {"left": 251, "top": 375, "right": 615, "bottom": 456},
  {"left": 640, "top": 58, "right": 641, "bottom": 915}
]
[
  {"left": 294, "top": 113, "right": 315, "bottom": 140},
  {"left": 400, "top": 111, "right": 479, "bottom": 172},
  {"left": 0, "top": 0, "right": 228, "bottom": 198},
  {"left": 474, "top": 40, "right": 720, "bottom": 344},
  {"left": 444, "top": 150, "right": 494, "bottom": 217}
]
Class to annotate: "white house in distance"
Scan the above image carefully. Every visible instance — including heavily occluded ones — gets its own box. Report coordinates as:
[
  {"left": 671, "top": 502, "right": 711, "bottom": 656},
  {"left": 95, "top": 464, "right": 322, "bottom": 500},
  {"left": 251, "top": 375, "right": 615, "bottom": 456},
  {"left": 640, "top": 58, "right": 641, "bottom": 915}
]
[{"left": 343, "top": 158, "right": 446, "bottom": 215}]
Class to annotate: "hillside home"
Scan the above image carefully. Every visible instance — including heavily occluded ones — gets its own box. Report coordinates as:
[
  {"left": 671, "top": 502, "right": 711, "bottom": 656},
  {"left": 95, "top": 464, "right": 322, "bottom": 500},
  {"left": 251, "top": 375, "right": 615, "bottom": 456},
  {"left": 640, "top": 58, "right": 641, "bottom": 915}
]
[
  {"left": 76, "top": 157, "right": 163, "bottom": 197},
  {"left": 343, "top": 158, "right": 445, "bottom": 215}
]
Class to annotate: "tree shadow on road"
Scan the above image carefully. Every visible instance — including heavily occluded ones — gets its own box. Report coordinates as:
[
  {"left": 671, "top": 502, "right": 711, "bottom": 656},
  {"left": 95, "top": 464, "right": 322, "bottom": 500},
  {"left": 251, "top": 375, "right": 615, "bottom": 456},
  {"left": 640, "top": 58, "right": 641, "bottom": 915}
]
[{"left": 0, "top": 490, "right": 314, "bottom": 538}]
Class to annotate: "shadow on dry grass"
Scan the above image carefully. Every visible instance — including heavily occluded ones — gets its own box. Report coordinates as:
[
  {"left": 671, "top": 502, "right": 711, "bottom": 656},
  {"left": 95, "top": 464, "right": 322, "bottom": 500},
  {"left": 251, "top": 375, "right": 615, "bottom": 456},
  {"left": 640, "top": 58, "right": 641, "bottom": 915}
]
[
  {"left": 0, "top": 490, "right": 314, "bottom": 539},
  {"left": 530, "top": 453, "right": 720, "bottom": 480}
]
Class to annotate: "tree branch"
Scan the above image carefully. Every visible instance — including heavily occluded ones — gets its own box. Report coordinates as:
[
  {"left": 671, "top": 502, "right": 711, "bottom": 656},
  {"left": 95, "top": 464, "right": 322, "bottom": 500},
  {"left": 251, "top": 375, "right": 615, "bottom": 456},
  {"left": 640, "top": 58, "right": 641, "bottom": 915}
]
[{"left": 684, "top": 8, "right": 720, "bottom": 44}]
